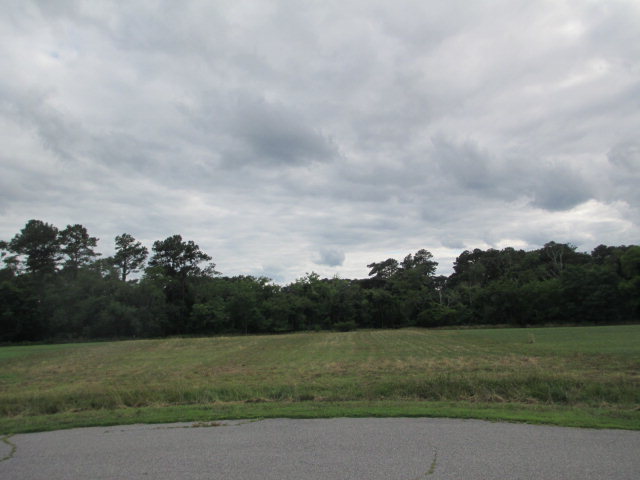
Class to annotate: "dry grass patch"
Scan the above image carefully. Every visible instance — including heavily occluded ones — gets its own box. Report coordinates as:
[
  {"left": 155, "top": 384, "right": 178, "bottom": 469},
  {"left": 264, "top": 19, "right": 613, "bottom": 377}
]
[{"left": 1, "top": 326, "right": 638, "bottom": 418}]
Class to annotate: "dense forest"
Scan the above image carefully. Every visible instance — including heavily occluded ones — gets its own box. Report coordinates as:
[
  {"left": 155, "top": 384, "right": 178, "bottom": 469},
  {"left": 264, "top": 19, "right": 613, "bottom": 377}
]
[{"left": 1, "top": 219, "right": 639, "bottom": 342}]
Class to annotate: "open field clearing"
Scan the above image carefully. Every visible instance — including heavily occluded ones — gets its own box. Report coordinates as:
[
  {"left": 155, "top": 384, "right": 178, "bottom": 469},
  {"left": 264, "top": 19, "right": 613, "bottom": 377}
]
[{"left": 1, "top": 326, "right": 639, "bottom": 433}]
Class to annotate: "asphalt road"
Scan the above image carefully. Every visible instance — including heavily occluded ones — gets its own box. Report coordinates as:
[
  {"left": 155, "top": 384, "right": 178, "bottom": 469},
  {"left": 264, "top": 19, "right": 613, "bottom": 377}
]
[{"left": 1, "top": 418, "right": 639, "bottom": 479}]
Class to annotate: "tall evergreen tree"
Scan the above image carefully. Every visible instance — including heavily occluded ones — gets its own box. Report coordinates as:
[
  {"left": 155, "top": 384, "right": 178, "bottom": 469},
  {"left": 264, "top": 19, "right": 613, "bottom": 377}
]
[
  {"left": 148, "top": 235, "right": 215, "bottom": 279},
  {"left": 59, "top": 224, "right": 100, "bottom": 276},
  {"left": 9, "top": 220, "right": 60, "bottom": 276},
  {"left": 113, "top": 233, "right": 148, "bottom": 281},
  {"left": 0, "top": 240, "right": 20, "bottom": 278},
  {"left": 147, "top": 235, "right": 216, "bottom": 334}
]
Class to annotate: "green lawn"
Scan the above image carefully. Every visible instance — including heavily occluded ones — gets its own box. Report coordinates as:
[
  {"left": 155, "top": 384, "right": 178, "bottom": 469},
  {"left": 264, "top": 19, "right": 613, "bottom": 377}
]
[{"left": 1, "top": 325, "right": 639, "bottom": 433}]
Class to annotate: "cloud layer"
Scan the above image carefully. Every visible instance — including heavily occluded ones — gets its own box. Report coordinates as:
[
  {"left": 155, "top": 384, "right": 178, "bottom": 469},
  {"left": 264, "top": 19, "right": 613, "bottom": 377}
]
[{"left": 1, "top": 0, "right": 639, "bottom": 282}]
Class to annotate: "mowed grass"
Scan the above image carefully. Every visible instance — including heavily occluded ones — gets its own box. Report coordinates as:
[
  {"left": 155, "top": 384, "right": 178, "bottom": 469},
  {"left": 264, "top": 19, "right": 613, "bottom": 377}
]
[{"left": 1, "top": 325, "right": 639, "bottom": 433}]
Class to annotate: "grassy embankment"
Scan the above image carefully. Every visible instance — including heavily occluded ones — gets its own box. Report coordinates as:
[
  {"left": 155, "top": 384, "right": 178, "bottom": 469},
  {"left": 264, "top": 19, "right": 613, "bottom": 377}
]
[{"left": 1, "top": 325, "right": 639, "bottom": 433}]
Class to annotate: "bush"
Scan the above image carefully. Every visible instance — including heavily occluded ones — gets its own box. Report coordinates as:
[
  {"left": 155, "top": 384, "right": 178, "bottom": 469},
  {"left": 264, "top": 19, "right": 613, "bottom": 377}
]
[
  {"left": 416, "top": 304, "right": 459, "bottom": 328},
  {"left": 333, "top": 320, "right": 357, "bottom": 332}
]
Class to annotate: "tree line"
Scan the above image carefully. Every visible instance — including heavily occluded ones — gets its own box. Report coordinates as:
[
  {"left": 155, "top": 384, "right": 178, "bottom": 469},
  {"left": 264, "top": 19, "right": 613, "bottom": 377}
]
[{"left": 1, "top": 219, "right": 639, "bottom": 342}]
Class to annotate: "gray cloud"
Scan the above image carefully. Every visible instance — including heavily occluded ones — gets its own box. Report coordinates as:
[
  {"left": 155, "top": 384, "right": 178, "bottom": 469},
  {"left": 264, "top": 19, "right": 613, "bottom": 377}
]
[
  {"left": 1, "top": 0, "right": 639, "bottom": 282},
  {"left": 431, "top": 136, "right": 596, "bottom": 212},
  {"left": 609, "top": 142, "right": 640, "bottom": 172},
  {"left": 315, "top": 248, "right": 346, "bottom": 267},
  {"left": 432, "top": 136, "right": 497, "bottom": 193},
  {"left": 529, "top": 165, "right": 594, "bottom": 211},
  {"left": 224, "top": 95, "right": 337, "bottom": 167}
]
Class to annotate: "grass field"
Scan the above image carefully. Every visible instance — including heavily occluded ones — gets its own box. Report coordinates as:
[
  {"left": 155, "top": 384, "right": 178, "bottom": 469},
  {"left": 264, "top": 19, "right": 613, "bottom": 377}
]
[{"left": 1, "top": 325, "right": 639, "bottom": 433}]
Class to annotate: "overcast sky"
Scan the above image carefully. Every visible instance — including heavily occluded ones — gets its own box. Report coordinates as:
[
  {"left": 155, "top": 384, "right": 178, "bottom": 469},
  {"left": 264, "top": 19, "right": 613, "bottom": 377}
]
[{"left": 1, "top": 0, "right": 639, "bottom": 283}]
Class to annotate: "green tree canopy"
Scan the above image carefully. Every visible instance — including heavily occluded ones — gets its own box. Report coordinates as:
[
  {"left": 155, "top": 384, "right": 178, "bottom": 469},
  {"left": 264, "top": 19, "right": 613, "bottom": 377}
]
[
  {"left": 9, "top": 220, "right": 60, "bottom": 275},
  {"left": 59, "top": 224, "right": 100, "bottom": 276},
  {"left": 113, "top": 233, "right": 148, "bottom": 281},
  {"left": 0, "top": 240, "right": 20, "bottom": 278},
  {"left": 367, "top": 258, "right": 399, "bottom": 279},
  {"left": 148, "top": 235, "right": 216, "bottom": 279}
]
